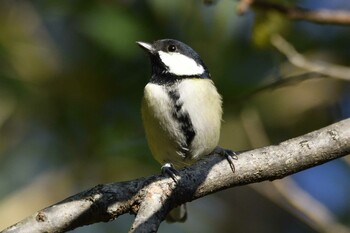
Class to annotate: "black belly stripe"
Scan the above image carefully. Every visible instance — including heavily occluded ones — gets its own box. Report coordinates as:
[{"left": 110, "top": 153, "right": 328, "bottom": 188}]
[{"left": 167, "top": 88, "right": 196, "bottom": 157}]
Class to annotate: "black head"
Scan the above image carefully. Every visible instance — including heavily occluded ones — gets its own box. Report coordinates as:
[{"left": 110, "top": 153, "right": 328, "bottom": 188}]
[{"left": 137, "top": 39, "right": 210, "bottom": 84}]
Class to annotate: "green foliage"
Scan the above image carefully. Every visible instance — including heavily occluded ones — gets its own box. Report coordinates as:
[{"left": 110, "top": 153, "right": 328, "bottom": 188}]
[
  {"left": 252, "top": 0, "right": 291, "bottom": 48},
  {"left": 81, "top": 4, "right": 147, "bottom": 58},
  {"left": 253, "top": 11, "right": 290, "bottom": 48}
]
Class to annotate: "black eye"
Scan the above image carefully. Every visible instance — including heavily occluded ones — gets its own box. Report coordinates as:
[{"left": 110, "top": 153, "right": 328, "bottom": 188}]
[{"left": 167, "top": 44, "right": 177, "bottom": 52}]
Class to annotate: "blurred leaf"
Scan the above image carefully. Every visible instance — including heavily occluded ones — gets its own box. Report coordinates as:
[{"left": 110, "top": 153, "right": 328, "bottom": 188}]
[
  {"left": 0, "top": 1, "right": 61, "bottom": 82},
  {"left": 80, "top": 4, "right": 147, "bottom": 58},
  {"left": 252, "top": 1, "right": 291, "bottom": 48}
]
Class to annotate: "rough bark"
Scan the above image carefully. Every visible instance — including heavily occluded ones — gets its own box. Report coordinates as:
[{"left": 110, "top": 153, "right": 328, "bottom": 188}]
[{"left": 2, "top": 118, "right": 350, "bottom": 233}]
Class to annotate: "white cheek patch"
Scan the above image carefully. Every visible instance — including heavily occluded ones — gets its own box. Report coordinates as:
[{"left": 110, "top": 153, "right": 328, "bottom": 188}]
[{"left": 158, "top": 51, "right": 205, "bottom": 76}]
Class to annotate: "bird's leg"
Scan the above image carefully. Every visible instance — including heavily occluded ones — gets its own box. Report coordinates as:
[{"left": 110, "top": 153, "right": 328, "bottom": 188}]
[
  {"left": 161, "top": 163, "right": 180, "bottom": 183},
  {"left": 214, "top": 146, "right": 238, "bottom": 172}
]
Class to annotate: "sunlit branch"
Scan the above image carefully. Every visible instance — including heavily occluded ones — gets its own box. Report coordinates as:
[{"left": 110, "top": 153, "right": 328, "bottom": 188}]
[{"left": 2, "top": 118, "right": 350, "bottom": 233}]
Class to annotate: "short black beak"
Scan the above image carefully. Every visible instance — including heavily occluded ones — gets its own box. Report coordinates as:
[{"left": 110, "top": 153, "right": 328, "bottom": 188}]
[{"left": 136, "top": 41, "right": 154, "bottom": 54}]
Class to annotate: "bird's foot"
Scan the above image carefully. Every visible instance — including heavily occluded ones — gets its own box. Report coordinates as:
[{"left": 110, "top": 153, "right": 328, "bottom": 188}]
[
  {"left": 161, "top": 163, "right": 180, "bottom": 183},
  {"left": 214, "top": 146, "right": 238, "bottom": 172}
]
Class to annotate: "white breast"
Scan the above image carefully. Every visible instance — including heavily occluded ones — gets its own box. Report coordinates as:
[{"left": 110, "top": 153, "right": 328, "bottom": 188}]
[
  {"left": 142, "top": 83, "right": 186, "bottom": 167},
  {"left": 142, "top": 79, "right": 222, "bottom": 168},
  {"left": 177, "top": 79, "right": 222, "bottom": 159}
]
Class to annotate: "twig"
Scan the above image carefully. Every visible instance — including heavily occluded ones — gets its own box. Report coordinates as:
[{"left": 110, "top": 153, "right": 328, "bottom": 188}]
[
  {"left": 271, "top": 34, "right": 350, "bottom": 81},
  {"left": 238, "top": 0, "right": 350, "bottom": 25},
  {"left": 240, "top": 108, "right": 350, "bottom": 232},
  {"left": 272, "top": 178, "right": 350, "bottom": 233},
  {"left": 2, "top": 118, "right": 350, "bottom": 233},
  {"left": 235, "top": 34, "right": 350, "bottom": 102},
  {"left": 234, "top": 72, "right": 327, "bottom": 103}
]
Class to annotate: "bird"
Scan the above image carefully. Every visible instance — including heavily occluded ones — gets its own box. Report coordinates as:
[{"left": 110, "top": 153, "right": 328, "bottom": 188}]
[{"left": 137, "top": 39, "right": 236, "bottom": 222}]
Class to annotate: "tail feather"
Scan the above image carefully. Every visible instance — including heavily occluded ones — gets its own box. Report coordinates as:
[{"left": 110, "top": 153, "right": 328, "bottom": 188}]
[{"left": 166, "top": 204, "right": 187, "bottom": 223}]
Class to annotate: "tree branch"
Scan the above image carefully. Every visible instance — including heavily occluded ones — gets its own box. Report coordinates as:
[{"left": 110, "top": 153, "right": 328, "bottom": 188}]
[
  {"left": 2, "top": 118, "right": 350, "bottom": 233},
  {"left": 238, "top": 0, "right": 350, "bottom": 25}
]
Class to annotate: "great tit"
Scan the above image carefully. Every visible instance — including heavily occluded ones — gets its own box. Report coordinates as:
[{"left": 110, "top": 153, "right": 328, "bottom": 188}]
[{"left": 137, "top": 39, "right": 235, "bottom": 222}]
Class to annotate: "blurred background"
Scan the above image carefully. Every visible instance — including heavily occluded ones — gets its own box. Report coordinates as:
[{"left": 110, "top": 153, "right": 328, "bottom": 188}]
[{"left": 0, "top": 0, "right": 350, "bottom": 232}]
